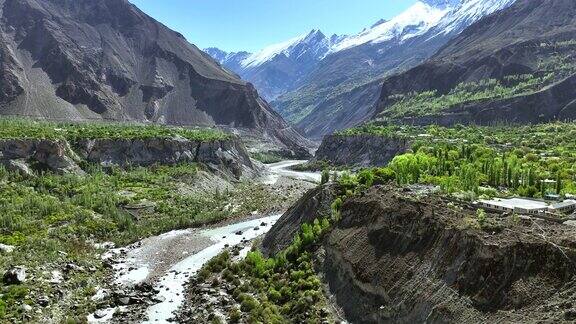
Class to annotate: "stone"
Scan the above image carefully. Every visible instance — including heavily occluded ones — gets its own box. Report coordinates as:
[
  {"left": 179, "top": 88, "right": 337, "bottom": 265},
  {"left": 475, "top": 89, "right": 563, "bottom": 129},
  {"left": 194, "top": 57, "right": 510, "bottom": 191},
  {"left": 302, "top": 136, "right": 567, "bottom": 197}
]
[
  {"left": 235, "top": 231, "right": 243, "bottom": 236},
  {"left": 563, "top": 220, "right": 576, "bottom": 227},
  {"left": 94, "top": 309, "right": 108, "bottom": 319},
  {"left": 21, "top": 304, "right": 32, "bottom": 312},
  {"left": 0, "top": 244, "right": 15, "bottom": 253},
  {"left": 3, "top": 159, "right": 34, "bottom": 177},
  {"left": 118, "top": 297, "right": 131, "bottom": 305},
  {"left": 3, "top": 266, "right": 27, "bottom": 284},
  {"left": 152, "top": 295, "right": 166, "bottom": 303},
  {"left": 65, "top": 263, "right": 85, "bottom": 272},
  {"left": 37, "top": 296, "right": 50, "bottom": 307}
]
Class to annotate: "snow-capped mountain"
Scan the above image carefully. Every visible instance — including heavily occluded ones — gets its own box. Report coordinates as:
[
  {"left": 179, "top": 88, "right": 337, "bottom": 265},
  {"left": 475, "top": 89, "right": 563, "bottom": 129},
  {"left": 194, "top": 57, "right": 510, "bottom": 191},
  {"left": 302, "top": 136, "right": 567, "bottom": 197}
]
[
  {"left": 329, "top": 1, "right": 451, "bottom": 53},
  {"left": 431, "top": 0, "right": 518, "bottom": 35},
  {"left": 205, "top": 30, "right": 342, "bottom": 100},
  {"left": 240, "top": 30, "right": 343, "bottom": 68},
  {"left": 205, "top": 0, "right": 518, "bottom": 137}
]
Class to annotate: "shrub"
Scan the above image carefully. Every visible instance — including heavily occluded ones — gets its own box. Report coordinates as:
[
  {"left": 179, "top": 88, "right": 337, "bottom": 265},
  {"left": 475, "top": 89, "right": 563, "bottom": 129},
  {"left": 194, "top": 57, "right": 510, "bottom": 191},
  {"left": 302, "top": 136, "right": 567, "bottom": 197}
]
[
  {"left": 320, "top": 169, "right": 330, "bottom": 185},
  {"left": 476, "top": 209, "right": 487, "bottom": 227}
]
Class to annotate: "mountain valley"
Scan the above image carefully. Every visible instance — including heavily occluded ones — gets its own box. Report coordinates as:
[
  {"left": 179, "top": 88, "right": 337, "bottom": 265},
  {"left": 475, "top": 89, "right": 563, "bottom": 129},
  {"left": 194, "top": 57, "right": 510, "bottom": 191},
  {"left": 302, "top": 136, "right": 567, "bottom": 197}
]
[{"left": 1, "top": 0, "right": 576, "bottom": 323}]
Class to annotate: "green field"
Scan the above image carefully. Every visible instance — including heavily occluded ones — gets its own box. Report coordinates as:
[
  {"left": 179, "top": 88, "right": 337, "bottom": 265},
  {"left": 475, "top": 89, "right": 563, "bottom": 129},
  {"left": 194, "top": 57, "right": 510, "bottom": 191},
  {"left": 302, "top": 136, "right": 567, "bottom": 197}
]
[
  {"left": 0, "top": 118, "right": 230, "bottom": 141},
  {"left": 335, "top": 123, "right": 576, "bottom": 199}
]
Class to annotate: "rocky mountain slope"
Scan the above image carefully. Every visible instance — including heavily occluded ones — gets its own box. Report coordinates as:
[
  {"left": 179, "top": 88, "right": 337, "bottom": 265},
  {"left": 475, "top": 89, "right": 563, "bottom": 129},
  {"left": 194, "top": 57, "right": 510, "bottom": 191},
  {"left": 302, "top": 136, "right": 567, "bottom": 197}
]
[
  {"left": 374, "top": 0, "right": 576, "bottom": 125},
  {"left": 263, "top": 184, "right": 576, "bottom": 323},
  {"left": 0, "top": 0, "right": 311, "bottom": 156},
  {"left": 270, "top": 0, "right": 516, "bottom": 138}
]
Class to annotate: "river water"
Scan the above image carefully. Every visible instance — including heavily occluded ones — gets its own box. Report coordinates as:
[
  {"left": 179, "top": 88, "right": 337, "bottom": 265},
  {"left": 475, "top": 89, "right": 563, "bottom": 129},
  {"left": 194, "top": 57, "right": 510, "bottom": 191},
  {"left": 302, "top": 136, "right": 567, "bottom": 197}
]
[{"left": 89, "top": 161, "right": 319, "bottom": 323}]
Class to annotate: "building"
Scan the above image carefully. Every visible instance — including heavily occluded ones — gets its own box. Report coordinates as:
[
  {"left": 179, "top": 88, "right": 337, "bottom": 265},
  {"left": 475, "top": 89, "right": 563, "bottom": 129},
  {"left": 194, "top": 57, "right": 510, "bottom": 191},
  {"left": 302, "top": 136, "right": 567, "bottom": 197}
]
[
  {"left": 478, "top": 198, "right": 576, "bottom": 215},
  {"left": 551, "top": 200, "right": 576, "bottom": 214}
]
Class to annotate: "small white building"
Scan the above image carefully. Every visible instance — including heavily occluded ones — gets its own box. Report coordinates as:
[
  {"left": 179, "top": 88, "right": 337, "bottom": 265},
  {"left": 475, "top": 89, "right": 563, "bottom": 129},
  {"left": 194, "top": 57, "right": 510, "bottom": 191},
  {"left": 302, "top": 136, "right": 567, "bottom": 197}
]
[
  {"left": 478, "top": 198, "right": 576, "bottom": 215},
  {"left": 551, "top": 200, "right": 576, "bottom": 214}
]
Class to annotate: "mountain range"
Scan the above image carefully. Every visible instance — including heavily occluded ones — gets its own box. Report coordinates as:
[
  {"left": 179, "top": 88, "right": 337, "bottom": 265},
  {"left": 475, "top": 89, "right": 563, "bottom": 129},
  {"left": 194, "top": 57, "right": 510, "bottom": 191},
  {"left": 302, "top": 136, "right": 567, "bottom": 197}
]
[
  {"left": 0, "top": 0, "right": 311, "bottom": 156},
  {"left": 374, "top": 0, "right": 576, "bottom": 125},
  {"left": 207, "top": 0, "right": 517, "bottom": 138}
]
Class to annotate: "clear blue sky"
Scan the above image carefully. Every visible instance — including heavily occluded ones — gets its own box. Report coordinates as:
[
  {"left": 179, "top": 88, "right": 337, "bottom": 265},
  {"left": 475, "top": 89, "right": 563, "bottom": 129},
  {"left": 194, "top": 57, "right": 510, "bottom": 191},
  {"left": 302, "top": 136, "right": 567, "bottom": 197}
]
[{"left": 129, "top": 0, "right": 417, "bottom": 52}]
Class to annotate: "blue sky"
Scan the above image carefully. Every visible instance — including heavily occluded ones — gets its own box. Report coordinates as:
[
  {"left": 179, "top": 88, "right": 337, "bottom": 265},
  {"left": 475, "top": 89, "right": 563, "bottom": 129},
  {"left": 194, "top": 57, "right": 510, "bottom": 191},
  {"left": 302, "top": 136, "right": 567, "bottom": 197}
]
[{"left": 129, "top": 0, "right": 417, "bottom": 52}]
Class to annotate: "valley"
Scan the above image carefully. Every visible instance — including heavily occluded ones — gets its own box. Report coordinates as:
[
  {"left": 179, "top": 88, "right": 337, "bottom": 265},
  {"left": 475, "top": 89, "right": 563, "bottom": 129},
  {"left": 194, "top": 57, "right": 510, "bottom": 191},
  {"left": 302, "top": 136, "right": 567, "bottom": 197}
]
[{"left": 1, "top": 0, "right": 576, "bottom": 323}]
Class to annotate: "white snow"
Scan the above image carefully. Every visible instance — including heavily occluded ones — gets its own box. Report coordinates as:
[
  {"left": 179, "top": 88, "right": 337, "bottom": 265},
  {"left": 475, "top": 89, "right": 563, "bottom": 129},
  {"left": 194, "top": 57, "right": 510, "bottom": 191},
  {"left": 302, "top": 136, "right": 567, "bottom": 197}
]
[
  {"left": 211, "top": 0, "right": 516, "bottom": 69},
  {"left": 434, "top": 0, "right": 517, "bottom": 35},
  {"left": 240, "top": 30, "right": 337, "bottom": 68},
  {"left": 241, "top": 33, "right": 310, "bottom": 68},
  {"left": 330, "top": 1, "right": 451, "bottom": 53}
]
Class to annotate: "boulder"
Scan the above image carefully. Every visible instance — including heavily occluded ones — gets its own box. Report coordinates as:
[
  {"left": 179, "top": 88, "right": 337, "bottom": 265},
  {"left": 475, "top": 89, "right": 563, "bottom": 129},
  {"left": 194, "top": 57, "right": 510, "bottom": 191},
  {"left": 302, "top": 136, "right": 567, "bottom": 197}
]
[
  {"left": 3, "top": 266, "right": 26, "bottom": 284},
  {"left": 0, "top": 243, "right": 15, "bottom": 253}
]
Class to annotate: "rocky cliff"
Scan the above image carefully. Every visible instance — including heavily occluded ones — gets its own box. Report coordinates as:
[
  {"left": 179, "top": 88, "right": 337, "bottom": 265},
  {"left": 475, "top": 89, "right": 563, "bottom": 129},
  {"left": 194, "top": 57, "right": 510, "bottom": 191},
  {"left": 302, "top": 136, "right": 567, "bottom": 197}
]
[
  {"left": 0, "top": 136, "right": 255, "bottom": 179},
  {"left": 314, "top": 135, "right": 410, "bottom": 167},
  {"left": 263, "top": 185, "right": 576, "bottom": 323},
  {"left": 0, "top": 0, "right": 311, "bottom": 156}
]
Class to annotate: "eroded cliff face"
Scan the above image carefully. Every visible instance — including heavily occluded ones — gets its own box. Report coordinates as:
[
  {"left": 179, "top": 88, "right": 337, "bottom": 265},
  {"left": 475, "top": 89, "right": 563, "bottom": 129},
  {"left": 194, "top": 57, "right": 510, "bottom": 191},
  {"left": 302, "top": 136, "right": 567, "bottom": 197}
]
[
  {"left": 261, "top": 183, "right": 338, "bottom": 256},
  {"left": 263, "top": 185, "right": 576, "bottom": 323},
  {"left": 314, "top": 135, "right": 410, "bottom": 167},
  {"left": 323, "top": 187, "right": 576, "bottom": 323},
  {"left": 0, "top": 136, "right": 255, "bottom": 179}
]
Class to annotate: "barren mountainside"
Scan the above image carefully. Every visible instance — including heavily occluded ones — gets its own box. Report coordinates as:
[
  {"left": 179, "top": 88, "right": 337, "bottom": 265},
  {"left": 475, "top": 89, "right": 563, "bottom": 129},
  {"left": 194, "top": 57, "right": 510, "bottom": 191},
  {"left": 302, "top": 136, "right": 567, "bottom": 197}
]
[
  {"left": 0, "top": 0, "right": 311, "bottom": 155},
  {"left": 374, "top": 0, "right": 576, "bottom": 125}
]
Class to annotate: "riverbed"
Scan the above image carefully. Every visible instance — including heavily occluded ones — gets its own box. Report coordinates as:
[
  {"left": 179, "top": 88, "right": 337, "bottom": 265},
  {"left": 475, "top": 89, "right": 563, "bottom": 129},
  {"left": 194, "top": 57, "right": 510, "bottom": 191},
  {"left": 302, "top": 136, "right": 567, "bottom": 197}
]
[{"left": 89, "top": 161, "right": 319, "bottom": 323}]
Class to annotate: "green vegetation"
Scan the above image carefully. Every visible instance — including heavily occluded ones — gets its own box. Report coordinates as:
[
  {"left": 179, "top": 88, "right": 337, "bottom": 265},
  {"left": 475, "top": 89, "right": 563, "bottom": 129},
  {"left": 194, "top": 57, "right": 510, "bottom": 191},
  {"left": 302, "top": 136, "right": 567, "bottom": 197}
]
[
  {"left": 334, "top": 123, "right": 576, "bottom": 199},
  {"left": 381, "top": 74, "right": 556, "bottom": 118},
  {"left": 251, "top": 152, "right": 284, "bottom": 164},
  {"left": 200, "top": 218, "right": 333, "bottom": 323},
  {"left": 0, "top": 118, "right": 229, "bottom": 141},
  {"left": 0, "top": 162, "right": 284, "bottom": 322}
]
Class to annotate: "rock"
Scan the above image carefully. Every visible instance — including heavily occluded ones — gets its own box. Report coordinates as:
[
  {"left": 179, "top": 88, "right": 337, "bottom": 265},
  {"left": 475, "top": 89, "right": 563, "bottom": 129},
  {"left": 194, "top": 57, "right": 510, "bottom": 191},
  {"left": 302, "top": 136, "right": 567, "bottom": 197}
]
[
  {"left": 253, "top": 227, "right": 260, "bottom": 231},
  {"left": 0, "top": 244, "right": 15, "bottom": 253},
  {"left": 3, "top": 266, "right": 27, "bottom": 284},
  {"left": 563, "top": 220, "right": 576, "bottom": 227},
  {"left": 94, "top": 309, "right": 108, "bottom": 319},
  {"left": 235, "top": 231, "right": 243, "bottom": 236},
  {"left": 49, "top": 270, "right": 64, "bottom": 284},
  {"left": 152, "top": 295, "right": 166, "bottom": 303},
  {"left": 314, "top": 134, "right": 411, "bottom": 167},
  {"left": 565, "top": 309, "right": 576, "bottom": 321},
  {"left": 135, "top": 282, "right": 154, "bottom": 292},
  {"left": 65, "top": 263, "right": 85, "bottom": 272},
  {"left": 260, "top": 222, "right": 267, "bottom": 227},
  {"left": 21, "top": 304, "right": 32, "bottom": 312},
  {"left": 37, "top": 296, "right": 50, "bottom": 307},
  {"left": 117, "top": 297, "right": 131, "bottom": 305},
  {"left": 3, "top": 159, "right": 33, "bottom": 177}
]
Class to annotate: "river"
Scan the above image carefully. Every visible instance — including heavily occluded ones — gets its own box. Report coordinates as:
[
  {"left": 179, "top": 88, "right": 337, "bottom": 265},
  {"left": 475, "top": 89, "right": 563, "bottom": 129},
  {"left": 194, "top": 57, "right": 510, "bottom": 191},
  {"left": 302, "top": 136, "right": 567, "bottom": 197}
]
[{"left": 88, "top": 161, "right": 319, "bottom": 323}]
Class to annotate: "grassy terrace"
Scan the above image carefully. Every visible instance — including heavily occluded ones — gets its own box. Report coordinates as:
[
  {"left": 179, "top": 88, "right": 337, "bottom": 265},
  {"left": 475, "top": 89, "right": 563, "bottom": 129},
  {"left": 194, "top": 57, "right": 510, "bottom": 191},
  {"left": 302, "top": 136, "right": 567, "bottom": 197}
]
[
  {"left": 379, "top": 74, "right": 557, "bottom": 118},
  {"left": 0, "top": 119, "right": 268, "bottom": 322},
  {"left": 0, "top": 118, "right": 230, "bottom": 141},
  {"left": 334, "top": 123, "right": 576, "bottom": 199}
]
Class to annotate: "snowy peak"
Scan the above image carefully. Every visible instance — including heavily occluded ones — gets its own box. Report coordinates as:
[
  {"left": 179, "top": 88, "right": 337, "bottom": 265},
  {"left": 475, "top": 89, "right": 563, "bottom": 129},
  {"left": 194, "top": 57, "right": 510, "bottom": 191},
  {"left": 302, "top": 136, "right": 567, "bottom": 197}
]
[
  {"left": 422, "top": 0, "right": 461, "bottom": 9},
  {"left": 204, "top": 47, "right": 228, "bottom": 62},
  {"left": 330, "top": 1, "right": 452, "bottom": 53},
  {"left": 239, "top": 29, "right": 339, "bottom": 68},
  {"left": 434, "top": 0, "right": 517, "bottom": 35}
]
